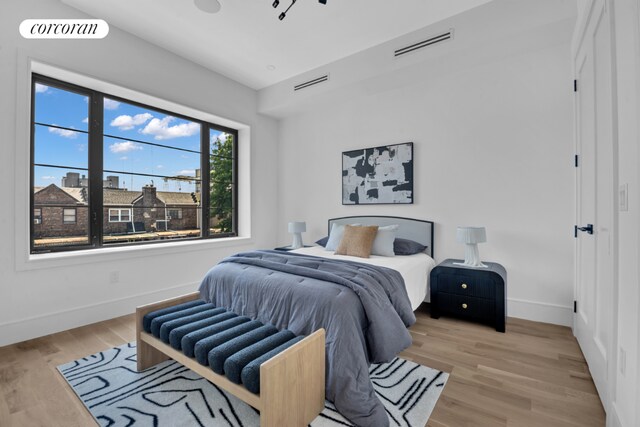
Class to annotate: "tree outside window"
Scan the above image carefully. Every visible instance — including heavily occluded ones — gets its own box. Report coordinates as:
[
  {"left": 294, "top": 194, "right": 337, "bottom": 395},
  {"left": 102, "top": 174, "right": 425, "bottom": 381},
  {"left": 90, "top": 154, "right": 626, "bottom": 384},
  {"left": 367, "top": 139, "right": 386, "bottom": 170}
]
[{"left": 210, "top": 132, "right": 234, "bottom": 234}]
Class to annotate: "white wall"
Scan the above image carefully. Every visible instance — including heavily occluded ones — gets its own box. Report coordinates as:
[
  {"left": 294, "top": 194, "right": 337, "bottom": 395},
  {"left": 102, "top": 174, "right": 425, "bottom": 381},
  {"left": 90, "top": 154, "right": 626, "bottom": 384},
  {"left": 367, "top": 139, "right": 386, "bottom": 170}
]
[
  {"left": 273, "top": 18, "right": 576, "bottom": 325},
  {"left": 0, "top": 0, "right": 279, "bottom": 345}
]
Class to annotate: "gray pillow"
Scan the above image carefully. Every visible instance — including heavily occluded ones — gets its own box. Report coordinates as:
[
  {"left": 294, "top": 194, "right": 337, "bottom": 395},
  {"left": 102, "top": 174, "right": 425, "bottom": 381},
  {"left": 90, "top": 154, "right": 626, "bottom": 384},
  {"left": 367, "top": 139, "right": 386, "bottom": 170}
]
[
  {"left": 394, "top": 238, "right": 427, "bottom": 255},
  {"left": 315, "top": 236, "right": 329, "bottom": 247},
  {"left": 325, "top": 223, "right": 360, "bottom": 251},
  {"left": 370, "top": 225, "right": 398, "bottom": 257}
]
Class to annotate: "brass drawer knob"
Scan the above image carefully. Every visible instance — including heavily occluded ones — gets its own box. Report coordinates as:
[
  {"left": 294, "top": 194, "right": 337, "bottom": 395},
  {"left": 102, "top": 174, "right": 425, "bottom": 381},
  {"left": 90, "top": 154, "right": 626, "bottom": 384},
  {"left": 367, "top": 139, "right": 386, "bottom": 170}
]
[
  {"left": 462, "top": 303, "right": 468, "bottom": 309},
  {"left": 461, "top": 283, "right": 468, "bottom": 289}
]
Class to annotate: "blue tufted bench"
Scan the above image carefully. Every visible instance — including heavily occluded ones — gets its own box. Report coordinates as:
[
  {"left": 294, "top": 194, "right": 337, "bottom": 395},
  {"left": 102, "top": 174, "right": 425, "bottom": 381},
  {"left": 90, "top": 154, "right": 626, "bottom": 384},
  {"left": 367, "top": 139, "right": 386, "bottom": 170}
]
[{"left": 136, "top": 292, "right": 325, "bottom": 427}]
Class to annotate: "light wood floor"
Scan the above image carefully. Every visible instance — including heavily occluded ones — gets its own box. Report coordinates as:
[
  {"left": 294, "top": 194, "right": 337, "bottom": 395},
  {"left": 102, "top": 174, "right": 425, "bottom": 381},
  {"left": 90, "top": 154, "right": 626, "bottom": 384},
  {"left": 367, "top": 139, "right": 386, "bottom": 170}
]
[{"left": 0, "top": 306, "right": 605, "bottom": 427}]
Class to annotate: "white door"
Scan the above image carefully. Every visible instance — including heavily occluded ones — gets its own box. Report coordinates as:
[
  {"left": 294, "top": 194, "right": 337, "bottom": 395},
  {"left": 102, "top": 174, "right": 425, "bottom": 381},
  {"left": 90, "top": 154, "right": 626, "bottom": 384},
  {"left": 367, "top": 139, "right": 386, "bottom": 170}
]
[{"left": 574, "top": 0, "right": 616, "bottom": 409}]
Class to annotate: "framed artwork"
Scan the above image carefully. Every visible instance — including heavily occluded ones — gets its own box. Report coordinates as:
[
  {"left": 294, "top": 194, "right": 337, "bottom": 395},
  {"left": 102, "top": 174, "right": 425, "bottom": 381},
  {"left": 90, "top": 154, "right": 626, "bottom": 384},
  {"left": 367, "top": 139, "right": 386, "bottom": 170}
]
[{"left": 342, "top": 142, "right": 413, "bottom": 205}]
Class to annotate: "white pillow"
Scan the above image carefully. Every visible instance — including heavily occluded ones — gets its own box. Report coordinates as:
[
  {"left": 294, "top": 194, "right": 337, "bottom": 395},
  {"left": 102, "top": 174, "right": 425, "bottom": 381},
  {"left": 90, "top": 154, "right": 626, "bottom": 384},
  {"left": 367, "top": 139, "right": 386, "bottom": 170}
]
[
  {"left": 370, "top": 225, "right": 399, "bottom": 257},
  {"left": 325, "top": 223, "right": 360, "bottom": 251}
]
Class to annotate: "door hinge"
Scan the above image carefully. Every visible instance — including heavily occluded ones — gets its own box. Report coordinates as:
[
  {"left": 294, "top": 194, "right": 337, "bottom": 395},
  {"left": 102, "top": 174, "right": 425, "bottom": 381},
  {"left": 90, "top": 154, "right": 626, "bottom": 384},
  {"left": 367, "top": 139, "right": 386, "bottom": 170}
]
[
  {"left": 574, "top": 300, "right": 577, "bottom": 313},
  {"left": 574, "top": 225, "right": 578, "bottom": 238},
  {"left": 574, "top": 79, "right": 578, "bottom": 92},
  {"left": 575, "top": 154, "right": 579, "bottom": 167}
]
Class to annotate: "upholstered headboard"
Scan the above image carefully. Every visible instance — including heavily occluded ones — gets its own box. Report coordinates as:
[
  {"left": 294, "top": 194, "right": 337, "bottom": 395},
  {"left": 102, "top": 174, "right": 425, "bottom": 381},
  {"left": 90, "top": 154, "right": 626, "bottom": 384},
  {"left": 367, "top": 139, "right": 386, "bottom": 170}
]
[{"left": 327, "top": 216, "right": 434, "bottom": 258}]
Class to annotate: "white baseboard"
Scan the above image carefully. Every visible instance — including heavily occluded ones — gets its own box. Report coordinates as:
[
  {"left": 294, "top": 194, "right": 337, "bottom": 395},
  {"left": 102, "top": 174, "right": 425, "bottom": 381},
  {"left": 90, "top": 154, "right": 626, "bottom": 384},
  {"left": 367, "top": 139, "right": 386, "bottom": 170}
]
[
  {"left": 507, "top": 297, "right": 573, "bottom": 327},
  {"left": 0, "top": 282, "right": 198, "bottom": 347}
]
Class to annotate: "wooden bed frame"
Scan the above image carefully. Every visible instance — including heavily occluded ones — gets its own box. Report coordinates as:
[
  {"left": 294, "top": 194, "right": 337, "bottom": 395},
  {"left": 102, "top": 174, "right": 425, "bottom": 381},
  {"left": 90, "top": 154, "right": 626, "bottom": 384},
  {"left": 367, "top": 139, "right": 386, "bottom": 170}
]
[{"left": 136, "top": 292, "right": 326, "bottom": 427}]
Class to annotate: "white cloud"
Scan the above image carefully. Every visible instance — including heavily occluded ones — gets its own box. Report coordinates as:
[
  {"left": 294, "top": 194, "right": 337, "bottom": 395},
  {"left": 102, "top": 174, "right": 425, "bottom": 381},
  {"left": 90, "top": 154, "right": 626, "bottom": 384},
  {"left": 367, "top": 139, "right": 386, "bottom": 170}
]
[
  {"left": 110, "top": 113, "right": 153, "bottom": 131},
  {"left": 41, "top": 175, "right": 56, "bottom": 180},
  {"left": 177, "top": 169, "right": 195, "bottom": 176},
  {"left": 141, "top": 116, "right": 199, "bottom": 140},
  {"left": 82, "top": 117, "right": 89, "bottom": 124},
  {"left": 77, "top": 143, "right": 87, "bottom": 152},
  {"left": 156, "top": 165, "right": 164, "bottom": 169},
  {"left": 212, "top": 132, "right": 229, "bottom": 143},
  {"left": 119, "top": 156, "right": 129, "bottom": 161},
  {"left": 48, "top": 126, "right": 79, "bottom": 139},
  {"left": 35, "top": 83, "right": 49, "bottom": 93},
  {"left": 103, "top": 99, "right": 121, "bottom": 110},
  {"left": 109, "top": 141, "right": 143, "bottom": 153}
]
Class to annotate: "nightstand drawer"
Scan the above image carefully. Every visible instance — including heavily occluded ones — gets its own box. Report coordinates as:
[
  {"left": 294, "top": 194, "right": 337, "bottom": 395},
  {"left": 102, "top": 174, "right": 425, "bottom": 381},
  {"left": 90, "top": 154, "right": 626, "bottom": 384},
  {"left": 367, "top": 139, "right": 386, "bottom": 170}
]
[
  {"left": 437, "top": 293, "right": 494, "bottom": 319},
  {"left": 437, "top": 273, "right": 495, "bottom": 298}
]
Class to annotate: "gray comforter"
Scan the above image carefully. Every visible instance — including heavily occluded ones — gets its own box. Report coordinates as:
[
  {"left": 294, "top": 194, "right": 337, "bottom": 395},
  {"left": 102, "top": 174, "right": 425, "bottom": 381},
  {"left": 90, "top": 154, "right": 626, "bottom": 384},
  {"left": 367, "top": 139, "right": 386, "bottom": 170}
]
[{"left": 198, "top": 250, "right": 416, "bottom": 427}]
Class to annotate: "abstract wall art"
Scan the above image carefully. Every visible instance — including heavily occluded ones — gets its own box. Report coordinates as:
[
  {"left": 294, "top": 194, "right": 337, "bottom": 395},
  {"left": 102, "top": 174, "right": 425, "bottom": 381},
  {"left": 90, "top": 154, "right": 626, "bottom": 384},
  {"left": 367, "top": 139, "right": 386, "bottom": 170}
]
[{"left": 342, "top": 142, "right": 413, "bottom": 205}]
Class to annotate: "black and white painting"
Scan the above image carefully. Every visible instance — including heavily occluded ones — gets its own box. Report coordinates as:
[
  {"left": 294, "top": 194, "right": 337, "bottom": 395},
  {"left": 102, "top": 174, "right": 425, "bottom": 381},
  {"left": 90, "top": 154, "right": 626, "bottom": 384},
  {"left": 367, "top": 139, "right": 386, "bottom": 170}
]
[{"left": 342, "top": 142, "right": 413, "bottom": 205}]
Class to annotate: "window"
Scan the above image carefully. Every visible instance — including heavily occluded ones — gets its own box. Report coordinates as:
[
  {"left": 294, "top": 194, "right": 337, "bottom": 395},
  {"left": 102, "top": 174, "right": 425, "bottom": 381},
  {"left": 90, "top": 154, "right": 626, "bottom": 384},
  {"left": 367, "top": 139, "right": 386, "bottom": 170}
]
[
  {"left": 108, "top": 208, "right": 132, "bottom": 223},
  {"left": 63, "top": 208, "right": 77, "bottom": 224},
  {"left": 168, "top": 208, "right": 182, "bottom": 220},
  {"left": 31, "top": 74, "right": 238, "bottom": 253}
]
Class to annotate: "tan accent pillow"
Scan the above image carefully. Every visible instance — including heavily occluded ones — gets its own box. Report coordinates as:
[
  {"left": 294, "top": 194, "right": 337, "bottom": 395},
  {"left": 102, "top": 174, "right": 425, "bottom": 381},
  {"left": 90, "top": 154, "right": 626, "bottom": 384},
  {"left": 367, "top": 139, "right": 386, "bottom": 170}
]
[{"left": 335, "top": 225, "right": 379, "bottom": 258}]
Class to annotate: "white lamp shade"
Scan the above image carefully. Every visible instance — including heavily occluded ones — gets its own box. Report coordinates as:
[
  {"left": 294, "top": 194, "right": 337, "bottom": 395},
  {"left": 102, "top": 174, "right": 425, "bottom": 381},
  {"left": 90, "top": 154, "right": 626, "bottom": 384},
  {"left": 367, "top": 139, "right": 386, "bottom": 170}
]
[
  {"left": 456, "top": 227, "right": 486, "bottom": 244},
  {"left": 288, "top": 221, "right": 306, "bottom": 233}
]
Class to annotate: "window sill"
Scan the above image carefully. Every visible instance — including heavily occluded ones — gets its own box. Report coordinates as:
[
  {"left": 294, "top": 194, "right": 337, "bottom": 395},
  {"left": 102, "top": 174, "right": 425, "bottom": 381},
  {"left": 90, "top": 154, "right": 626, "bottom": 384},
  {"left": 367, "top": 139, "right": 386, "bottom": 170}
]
[{"left": 17, "top": 236, "right": 253, "bottom": 271}]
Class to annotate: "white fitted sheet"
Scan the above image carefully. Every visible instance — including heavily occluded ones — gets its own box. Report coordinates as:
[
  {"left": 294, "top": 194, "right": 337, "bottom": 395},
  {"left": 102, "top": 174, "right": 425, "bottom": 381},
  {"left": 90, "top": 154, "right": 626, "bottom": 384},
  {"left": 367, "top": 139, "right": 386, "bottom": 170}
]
[{"left": 291, "top": 246, "right": 435, "bottom": 311}]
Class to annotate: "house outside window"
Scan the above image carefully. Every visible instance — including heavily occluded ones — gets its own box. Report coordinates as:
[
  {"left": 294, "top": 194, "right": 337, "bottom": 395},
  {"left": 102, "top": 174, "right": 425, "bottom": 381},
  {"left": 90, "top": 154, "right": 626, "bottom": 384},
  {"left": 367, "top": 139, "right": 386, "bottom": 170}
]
[
  {"left": 168, "top": 208, "right": 182, "bottom": 220},
  {"left": 31, "top": 74, "right": 238, "bottom": 253},
  {"left": 63, "top": 208, "right": 77, "bottom": 224},
  {"left": 109, "top": 208, "right": 132, "bottom": 223}
]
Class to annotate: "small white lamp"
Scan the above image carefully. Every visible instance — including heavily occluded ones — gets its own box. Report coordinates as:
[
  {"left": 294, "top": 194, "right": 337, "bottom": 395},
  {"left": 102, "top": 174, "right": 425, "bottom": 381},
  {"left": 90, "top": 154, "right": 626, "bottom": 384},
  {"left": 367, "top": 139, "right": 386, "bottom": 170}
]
[
  {"left": 454, "top": 226, "right": 488, "bottom": 268},
  {"left": 288, "top": 221, "right": 306, "bottom": 249}
]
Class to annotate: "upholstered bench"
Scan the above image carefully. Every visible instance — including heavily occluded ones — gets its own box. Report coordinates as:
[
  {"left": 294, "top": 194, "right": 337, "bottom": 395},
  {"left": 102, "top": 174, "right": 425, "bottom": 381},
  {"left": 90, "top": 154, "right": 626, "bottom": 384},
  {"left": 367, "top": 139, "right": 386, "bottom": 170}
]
[{"left": 136, "top": 292, "right": 325, "bottom": 427}]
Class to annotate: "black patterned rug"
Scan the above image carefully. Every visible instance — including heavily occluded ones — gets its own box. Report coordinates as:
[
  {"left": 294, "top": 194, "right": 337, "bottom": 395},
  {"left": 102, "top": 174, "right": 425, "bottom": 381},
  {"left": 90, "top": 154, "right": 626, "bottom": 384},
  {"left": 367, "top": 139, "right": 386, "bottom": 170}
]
[{"left": 58, "top": 342, "right": 447, "bottom": 427}]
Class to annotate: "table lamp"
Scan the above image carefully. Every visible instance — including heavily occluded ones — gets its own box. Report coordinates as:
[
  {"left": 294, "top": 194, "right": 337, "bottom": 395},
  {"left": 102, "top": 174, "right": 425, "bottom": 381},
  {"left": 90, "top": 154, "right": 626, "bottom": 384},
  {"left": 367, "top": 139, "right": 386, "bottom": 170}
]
[
  {"left": 288, "top": 221, "right": 306, "bottom": 249},
  {"left": 453, "top": 226, "right": 488, "bottom": 268}
]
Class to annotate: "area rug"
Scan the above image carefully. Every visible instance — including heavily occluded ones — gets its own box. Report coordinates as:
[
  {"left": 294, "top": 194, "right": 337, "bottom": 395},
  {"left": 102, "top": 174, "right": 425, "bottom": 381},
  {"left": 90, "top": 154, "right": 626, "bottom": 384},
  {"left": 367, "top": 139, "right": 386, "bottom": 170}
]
[{"left": 58, "top": 342, "right": 447, "bottom": 427}]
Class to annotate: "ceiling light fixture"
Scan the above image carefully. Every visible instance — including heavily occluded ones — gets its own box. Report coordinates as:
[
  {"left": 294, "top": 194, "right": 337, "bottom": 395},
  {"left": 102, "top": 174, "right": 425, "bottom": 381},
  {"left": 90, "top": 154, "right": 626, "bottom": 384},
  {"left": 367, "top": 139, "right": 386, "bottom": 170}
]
[
  {"left": 194, "top": 0, "right": 221, "bottom": 14},
  {"left": 277, "top": 0, "right": 326, "bottom": 21}
]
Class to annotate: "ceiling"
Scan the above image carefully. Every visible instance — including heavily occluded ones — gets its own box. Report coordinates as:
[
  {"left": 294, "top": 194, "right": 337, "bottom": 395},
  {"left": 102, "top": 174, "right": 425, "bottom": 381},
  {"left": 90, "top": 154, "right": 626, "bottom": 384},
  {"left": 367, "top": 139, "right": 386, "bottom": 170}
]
[{"left": 60, "top": 0, "right": 494, "bottom": 90}]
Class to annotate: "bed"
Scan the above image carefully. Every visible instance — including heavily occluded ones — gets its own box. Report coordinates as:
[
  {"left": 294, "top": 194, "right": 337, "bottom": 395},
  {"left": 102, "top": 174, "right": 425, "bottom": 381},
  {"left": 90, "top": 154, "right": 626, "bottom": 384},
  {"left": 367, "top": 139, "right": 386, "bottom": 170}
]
[{"left": 198, "top": 216, "right": 435, "bottom": 427}]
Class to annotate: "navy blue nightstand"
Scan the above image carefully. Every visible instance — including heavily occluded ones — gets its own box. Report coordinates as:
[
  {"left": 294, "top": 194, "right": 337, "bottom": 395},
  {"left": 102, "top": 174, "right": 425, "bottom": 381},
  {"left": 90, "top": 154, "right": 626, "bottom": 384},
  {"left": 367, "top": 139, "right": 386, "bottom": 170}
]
[{"left": 430, "top": 259, "right": 507, "bottom": 332}]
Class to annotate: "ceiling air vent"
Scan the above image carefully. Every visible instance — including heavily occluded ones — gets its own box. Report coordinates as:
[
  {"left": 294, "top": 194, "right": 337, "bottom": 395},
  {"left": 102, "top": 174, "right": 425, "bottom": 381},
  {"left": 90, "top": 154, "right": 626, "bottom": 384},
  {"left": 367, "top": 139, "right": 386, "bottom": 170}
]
[
  {"left": 294, "top": 74, "right": 329, "bottom": 91},
  {"left": 394, "top": 29, "right": 454, "bottom": 58}
]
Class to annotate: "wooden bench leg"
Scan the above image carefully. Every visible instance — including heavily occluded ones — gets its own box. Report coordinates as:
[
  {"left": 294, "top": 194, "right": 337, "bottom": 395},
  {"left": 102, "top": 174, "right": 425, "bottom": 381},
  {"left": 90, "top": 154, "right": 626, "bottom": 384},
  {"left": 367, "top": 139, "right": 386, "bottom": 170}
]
[
  {"left": 260, "top": 329, "right": 326, "bottom": 427},
  {"left": 137, "top": 337, "right": 170, "bottom": 371},
  {"left": 135, "top": 291, "right": 201, "bottom": 371}
]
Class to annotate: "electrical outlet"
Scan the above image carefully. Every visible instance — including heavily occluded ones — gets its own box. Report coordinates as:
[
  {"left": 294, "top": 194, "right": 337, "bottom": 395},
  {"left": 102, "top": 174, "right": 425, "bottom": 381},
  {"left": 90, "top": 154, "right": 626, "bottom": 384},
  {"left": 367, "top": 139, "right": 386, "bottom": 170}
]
[
  {"left": 109, "top": 271, "right": 120, "bottom": 284},
  {"left": 619, "top": 347, "right": 626, "bottom": 375}
]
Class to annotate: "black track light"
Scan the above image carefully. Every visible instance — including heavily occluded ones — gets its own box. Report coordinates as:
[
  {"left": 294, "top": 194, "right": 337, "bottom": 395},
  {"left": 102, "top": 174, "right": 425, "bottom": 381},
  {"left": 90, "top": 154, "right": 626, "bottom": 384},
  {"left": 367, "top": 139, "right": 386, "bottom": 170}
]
[{"left": 277, "top": 0, "right": 325, "bottom": 21}]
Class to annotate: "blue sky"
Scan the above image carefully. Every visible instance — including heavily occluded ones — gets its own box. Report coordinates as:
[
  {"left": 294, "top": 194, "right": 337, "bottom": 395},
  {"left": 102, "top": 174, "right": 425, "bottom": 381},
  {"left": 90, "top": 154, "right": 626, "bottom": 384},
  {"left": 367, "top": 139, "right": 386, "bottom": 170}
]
[{"left": 34, "top": 83, "right": 228, "bottom": 193}]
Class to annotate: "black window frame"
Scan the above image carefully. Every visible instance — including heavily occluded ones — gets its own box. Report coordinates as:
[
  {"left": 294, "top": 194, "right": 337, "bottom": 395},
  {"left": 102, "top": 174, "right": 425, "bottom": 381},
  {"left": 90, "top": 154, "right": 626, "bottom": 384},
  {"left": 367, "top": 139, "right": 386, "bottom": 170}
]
[{"left": 30, "top": 74, "right": 239, "bottom": 254}]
